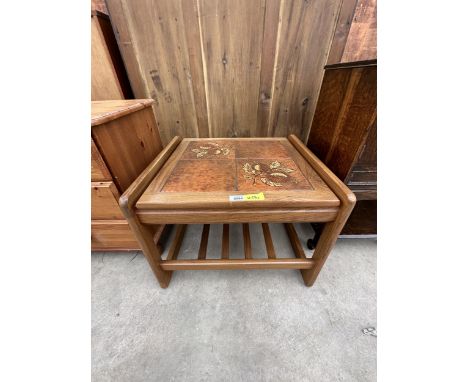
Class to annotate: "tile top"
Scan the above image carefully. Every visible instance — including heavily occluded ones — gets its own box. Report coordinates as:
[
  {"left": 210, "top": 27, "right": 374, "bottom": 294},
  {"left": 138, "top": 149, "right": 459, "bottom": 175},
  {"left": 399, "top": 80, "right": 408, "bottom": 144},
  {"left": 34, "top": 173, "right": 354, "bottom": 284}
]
[{"left": 137, "top": 138, "right": 340, "bottom": 210}]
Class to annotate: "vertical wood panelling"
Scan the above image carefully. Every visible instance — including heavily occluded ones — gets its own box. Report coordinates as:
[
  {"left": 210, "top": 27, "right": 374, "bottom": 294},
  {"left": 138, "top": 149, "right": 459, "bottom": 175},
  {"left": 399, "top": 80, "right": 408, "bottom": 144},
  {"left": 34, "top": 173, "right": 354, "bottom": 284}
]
[
  {"left": 327, "top": 0, "right": 359, "bottom": 64},
  {"left": 198, "top": 0, "right": 265, "bottom": 138},
  {"left": 341, "top": 0, "right": 377, "bottom": 62},
  {"left": 256, "top": 0, "right": 282, "bottom": 136},
  {"left": 107, "top": 0, "right": 342, "bottom": 143},
  {"left": 124, "top": 0, "right": 200, "bottom": 144},
  {"left": 268, "top": 0, "right": 342, "bottom": 141},
  {"left": 181, "top": 0, "right": 210, "bottom": 138}
]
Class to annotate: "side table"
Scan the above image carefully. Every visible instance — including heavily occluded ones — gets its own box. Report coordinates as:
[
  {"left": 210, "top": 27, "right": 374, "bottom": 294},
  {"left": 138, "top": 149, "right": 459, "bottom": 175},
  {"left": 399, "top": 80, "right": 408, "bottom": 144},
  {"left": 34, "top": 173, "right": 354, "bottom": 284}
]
[{"left": 120, "top": 135, "right": 356, "bottom": 288}]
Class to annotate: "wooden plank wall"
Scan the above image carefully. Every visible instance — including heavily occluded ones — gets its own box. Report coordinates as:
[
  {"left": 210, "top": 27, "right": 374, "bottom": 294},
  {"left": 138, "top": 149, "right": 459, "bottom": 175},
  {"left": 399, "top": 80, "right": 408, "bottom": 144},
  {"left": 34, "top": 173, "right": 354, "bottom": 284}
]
[
  {"left": 342, "top": 0, "right": 377, "bottom": 62},
  {"left": 106, "top": 0, "right": 343, "bottom": 145},
  {"left": 327, "top": 0, "right": 359, "bottom": 65}
]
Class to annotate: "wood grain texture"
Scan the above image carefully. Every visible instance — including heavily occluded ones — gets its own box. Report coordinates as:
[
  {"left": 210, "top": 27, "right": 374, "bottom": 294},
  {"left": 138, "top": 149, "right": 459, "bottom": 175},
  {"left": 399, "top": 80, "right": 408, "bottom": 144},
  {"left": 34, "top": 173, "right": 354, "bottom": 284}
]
[
  {"left": 341, "top": 0, "right": 376, "bottom": 62},
  {"left": 288, "top": 134, "right": 356, "bottom": 286},
  {"left": 306, "top": 61, "right": 376, "bottom": 180},
  {"left": 119, "top": 136, "right": 182, "bottom": 214},
  {"left": 327, "top": 0, "right": 358, "bottom": 64},
  {"left": 91, "top": 100, "right": 167, "bottom": 251},
  {"left": 166, "top": 225, "right": 187, "bottom": 261},
  {"left": 284, "top": 223, "right": 306, "bottom": 259},
  {"left": 137, "top": 207, "right": 338, "bottom": 225},
  {"left": 92, "top": 104, "right": 164, "bottom": 192},
  {"left": 160, "top": 258, "right": 315, "bottom": 271},
  {"left": 92, "top": 12, "right": 124, "bottom": 100},
  {"left": 340, "top": 199, "right": 376, "bottom": 234},
  {"left": 256, "top": 0, "right": 282, "bottom": 136},
  {"left": 198, "top": 0, "right": 264, "bottom": 138},
  {"left": 198, "top": 224, "right": 210, "bottom": 259},
  {"left": 91, "top": 138, "right": 112, "bottom": 181},
  {"left": 242, "top": 224, "right": 252, "bottom": 259},
  {"left": 91, "top": 220, "right": 139, "bottom": 250},
  {"left": 105, "top": 0, "right": 148, "bottom": 98},
  {"left": 118, "top": 136, "right": 354, "bottom": 288},
  {"left": 267, "top": 0, "right": 342, "bottom": 141},
  {"left": 117, "top": 0, "right": 201, "bottom": 144},
  {"left": 91, "top": 99, "right": 154, "bottom": 126},
  {"left": 107, "top": 0, "right": 342, "bottom": 143},
  {"left": 261, "top": 223, "right": 276, "bottom": 259},
  {"left": 91, "top": 181, "right": 123, "bottom": 220},
  {"left": 137, "top": 138, "right": 340, "bottom": 210}
]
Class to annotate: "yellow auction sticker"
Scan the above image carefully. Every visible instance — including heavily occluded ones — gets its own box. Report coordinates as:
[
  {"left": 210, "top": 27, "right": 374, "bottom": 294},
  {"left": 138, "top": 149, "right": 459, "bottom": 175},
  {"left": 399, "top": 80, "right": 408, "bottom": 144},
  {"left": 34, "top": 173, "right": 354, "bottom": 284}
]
[{"left": 229, "top": 192, "right": 265, "bottom": 202}]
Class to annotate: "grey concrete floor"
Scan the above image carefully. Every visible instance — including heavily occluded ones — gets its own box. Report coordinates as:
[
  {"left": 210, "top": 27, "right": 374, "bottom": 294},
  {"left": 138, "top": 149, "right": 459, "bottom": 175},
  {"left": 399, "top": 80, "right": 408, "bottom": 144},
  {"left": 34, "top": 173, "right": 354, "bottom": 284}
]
[{"left": 92, "top": 223, "right": 376, "bottom": 382}]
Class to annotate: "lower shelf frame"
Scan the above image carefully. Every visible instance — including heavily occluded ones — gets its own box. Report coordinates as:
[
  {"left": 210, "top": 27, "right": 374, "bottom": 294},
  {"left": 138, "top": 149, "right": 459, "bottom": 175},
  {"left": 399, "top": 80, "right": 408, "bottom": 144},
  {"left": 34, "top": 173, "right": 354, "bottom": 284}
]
[{"left": 159, "top": 222, "right": 312, "bottom": 271}]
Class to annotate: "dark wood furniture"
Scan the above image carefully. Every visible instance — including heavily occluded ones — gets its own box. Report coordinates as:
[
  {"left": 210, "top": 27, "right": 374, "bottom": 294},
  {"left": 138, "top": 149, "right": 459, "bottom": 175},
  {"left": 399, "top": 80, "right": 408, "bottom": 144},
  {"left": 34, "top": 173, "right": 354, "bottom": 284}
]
[
  {"left": 91, "top": 99, "right": 164, "bottom": 250},
  {"left": 119, "top": 136, "right": 355, "bottom": 288},
  {"left": 307, "top": 59, "right": 377, "bottom": 236}
]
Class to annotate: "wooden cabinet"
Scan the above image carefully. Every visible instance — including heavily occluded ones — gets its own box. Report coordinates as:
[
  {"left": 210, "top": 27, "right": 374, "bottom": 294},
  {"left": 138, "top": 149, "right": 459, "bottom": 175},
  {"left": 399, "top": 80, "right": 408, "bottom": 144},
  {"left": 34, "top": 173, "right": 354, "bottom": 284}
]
[
  {"left": 91, "top": 100, "right": 163, "bottom": 250},
  {"left": 91, "top": 10, "right": 133, "bottom": 101},
  {"left": 307, "top": 59, "right": 377, "bottom": 235}
]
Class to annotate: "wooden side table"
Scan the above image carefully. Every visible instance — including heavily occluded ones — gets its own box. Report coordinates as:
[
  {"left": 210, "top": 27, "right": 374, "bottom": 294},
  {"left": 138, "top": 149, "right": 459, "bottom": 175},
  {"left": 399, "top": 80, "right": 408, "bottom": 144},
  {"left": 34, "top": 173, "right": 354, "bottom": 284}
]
[{"left": 120, "top": 136, "right": 355, "bottom": 288}]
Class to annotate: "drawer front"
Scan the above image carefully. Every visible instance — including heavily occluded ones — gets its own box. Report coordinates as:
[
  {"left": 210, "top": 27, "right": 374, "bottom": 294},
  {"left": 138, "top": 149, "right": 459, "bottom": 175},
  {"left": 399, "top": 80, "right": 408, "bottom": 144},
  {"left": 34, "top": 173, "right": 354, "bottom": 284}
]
[
  {"left": 91, "top": 181, "right": 123, "bottom": 220},
  {"left": 91, "top": 220, "right": 140, "bottom": 250},
  {"left": 91, "top": 139, "right": 112, "bottom": 181}
]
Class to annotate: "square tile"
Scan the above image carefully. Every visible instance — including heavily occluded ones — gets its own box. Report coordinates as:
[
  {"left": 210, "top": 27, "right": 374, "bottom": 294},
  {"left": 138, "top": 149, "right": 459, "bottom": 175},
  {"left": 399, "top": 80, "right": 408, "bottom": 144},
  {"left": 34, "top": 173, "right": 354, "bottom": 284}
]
[
  {"left": 162, "top": 159, "right": 236, "bottom": 192},
  {"left": 236, "top": 159, "right": 312, "bottom": 191}
]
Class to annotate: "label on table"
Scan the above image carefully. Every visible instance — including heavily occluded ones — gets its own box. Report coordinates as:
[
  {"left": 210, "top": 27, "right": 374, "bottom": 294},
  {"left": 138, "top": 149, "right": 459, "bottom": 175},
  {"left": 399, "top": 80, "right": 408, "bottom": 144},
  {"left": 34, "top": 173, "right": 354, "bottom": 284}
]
[{"left": 229, "top": 192, "right": 265, "bottom": 202}]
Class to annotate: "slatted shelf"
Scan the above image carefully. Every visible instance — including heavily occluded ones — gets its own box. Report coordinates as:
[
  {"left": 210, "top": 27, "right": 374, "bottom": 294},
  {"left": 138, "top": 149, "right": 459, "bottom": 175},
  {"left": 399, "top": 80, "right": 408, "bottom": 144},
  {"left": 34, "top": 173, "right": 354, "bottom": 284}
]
[{"left": 160, "top": 223, "right": 311, "bottom": 270}]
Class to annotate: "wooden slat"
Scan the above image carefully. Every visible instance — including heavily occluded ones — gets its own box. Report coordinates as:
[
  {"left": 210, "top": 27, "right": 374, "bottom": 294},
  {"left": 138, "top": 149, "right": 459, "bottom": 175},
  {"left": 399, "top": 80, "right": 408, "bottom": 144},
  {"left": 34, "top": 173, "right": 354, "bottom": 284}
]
[
  {"left": 198, "top": 224, "right": 210, "bottom": 260},
  {"left": 198, "top": 0, "right": 264, "bottom": 138},
  {"left": 261, "top": 223, "right": 276, "bottom": 259},
  {"left": 166, "top": 225, "right": 187, "bottom": 261},
  {"left": 267, "top": 0, "right": 342, "bottom": 141},
  {"left": 152, "top": 224, "right": 166, "bottom": 245},
  {"left": 256, "top": 0, "right": 282, "bottom": 136},
  {"left": 242, "top": 224, "right": 252, "bottom": 259},
  {"left": 341, "top": 0, "right": 377, "bottom": 63},
  {"left": 160, "top": 258, "right": 315, "bottom": 271},
  {"left": 222, "top": 224, "right": 229, "bottom": 259},
  {"left": 284, "top": 223, "right": 306, "bottom": 259},
  {"left": 327, "top": 0, "right": 359, "bottom": 64}
]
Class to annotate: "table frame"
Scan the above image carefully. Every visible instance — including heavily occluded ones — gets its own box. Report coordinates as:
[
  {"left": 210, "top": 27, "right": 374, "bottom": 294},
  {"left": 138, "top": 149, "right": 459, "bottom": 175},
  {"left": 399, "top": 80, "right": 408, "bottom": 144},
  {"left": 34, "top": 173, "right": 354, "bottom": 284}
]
[{"left": 119, "top": 135, "right": 356, "bottom": 288}]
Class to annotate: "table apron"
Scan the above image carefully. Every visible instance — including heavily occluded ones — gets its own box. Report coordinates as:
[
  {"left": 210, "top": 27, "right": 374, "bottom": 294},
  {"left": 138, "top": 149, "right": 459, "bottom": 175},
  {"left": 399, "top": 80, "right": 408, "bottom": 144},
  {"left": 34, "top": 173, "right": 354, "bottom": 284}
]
[{"left": 136, "top": 207, "right": 339, "bottom": 224}]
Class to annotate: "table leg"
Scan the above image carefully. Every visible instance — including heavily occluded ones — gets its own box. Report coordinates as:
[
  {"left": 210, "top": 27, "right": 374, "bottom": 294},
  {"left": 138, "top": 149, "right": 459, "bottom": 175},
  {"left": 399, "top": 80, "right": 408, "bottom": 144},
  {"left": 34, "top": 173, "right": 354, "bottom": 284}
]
[
  {"left": 301, "top": 205, "right": 355, "bottom": 287},
  {"left": 125, "top": 213, "right": 172, "bottom": 288}
]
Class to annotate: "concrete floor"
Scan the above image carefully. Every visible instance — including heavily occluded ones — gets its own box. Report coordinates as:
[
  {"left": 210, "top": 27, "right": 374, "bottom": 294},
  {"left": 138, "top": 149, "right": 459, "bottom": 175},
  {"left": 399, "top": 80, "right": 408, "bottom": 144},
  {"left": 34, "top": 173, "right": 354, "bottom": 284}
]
[{"left": 92, "top": 223, "right": 376, "bottom": 382}]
